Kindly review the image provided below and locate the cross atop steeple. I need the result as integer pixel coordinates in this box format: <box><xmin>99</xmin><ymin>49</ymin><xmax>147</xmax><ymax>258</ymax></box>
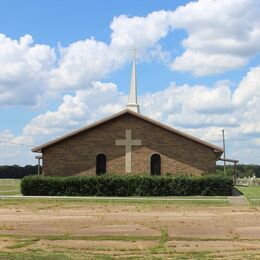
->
<box><xmin>127</xmin><ymin>47</ymin><xmax>140</xmax><ymax>113</ymax></box>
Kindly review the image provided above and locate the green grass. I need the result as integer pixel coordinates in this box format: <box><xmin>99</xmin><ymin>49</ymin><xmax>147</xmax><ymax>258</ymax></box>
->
<box><xmin>0</xmin><ymin>251</ymin><xmax>214</xmax><ymax>260</ymax></box>
<box><xmin>235</xmin><ymin>186</ymin><xmax>260</xmax><ymax>199</ymax></box>
<box><xmin>150</xmin><ymin>227</ymin><xmax>169</xmax><ymax>254</ymax></box>
<box><xmin>235</xmin><ymin>186</ymin><xmax>260</xmax><ymax>205</ymax></box>
<box><xmin>2</xmin><ymin>233</ymin><xmax>258</xmax><ymax>242</ymax></box>
<box><xmin>0</xmin><ymin>252</ymin><xmax>71</xmax><ymax>260</ymax></box>
<box><xmin>0</xmin><ymin>233</ymin><xmax>259</xmax><ymax>259</ymax></box>
<box><xmin>0</xmin><ymin>232</ymin><xmax>214</xmax><ymax>260</ymax></box>
<box><xmin>0</xmin><ymin>197</ymin><xmax>229</xmax><ymax>207</ymax></box>
<box><xmin>0</xmin><ymin>179</ymin><xmax>21</xmax><ymax>195</ymax></box>
<box><xmin>6</xmin><ymin>238</ymin><xmax>39</xmax><ymax>249</ymax></box>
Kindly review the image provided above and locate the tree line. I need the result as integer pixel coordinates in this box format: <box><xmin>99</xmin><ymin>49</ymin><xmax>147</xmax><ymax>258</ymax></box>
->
<box><xmin>0</xmin><ymin>165</ymin><xmax>38</xmax><ymax>179</ymax></box>
<box><xmin>216</xmin><ymin>164</ymin><xmax>260</xmax><ymax>178</ymax></box>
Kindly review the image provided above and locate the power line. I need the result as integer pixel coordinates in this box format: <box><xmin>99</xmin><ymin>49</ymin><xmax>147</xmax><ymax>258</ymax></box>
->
<box><xmin>11</xmin><ymin>133</ymin><xmax>62</xmax><ymax>137</ymax></box>
<box><xmin>0</xmin><ymin>119</ymin><xmax>32</xmax><ymax>125</ymax></box>
<box><xmin>0</xmin><ymin>140</ymin><xmax>36</xmax><ymax>148</ymax></box>
<box><xmin>1</xmin><ymin>119</ymin><xmax>82</xmax><ymax>131</ymax></box>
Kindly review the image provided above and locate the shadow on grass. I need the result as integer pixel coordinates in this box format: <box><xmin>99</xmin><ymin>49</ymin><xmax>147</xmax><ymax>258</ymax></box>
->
<box><xmin>232</xmin><ymin>187</ymin><xmax>243</xmax><ymax>196</ymax></box>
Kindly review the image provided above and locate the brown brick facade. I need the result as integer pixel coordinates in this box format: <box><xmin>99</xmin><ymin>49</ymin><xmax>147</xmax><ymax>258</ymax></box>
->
<box><xmin>41</xmin><ymin>113</ymin><xmax>219</xmax><ymax>176</ymax></box>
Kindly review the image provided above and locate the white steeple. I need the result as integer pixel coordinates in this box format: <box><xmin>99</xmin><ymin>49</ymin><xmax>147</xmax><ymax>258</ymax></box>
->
<box><xmin>127</xmin><ymin>48</ymin><xmax>140</xmax><ymax>113</ymax></box>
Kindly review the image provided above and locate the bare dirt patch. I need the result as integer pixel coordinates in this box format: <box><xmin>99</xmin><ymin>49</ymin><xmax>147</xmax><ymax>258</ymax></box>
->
<box><xmin>37</xmin><ymin>239</ymin><xmax>157</xmax><ymax>250</ymax></box>
<box><xmin>0</xmin><ymin>200</ymin><xmax>259</xmax><ymax>258</ymax></box>
<box><xmin>166</xmin><ymin>240</ymin><xmax>260</xmax><ymax>252</ymax></box>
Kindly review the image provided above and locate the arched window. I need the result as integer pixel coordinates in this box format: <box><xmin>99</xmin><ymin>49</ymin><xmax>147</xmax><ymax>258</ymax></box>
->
<box><xmin>150</xmin><ymin>154</ymin><xmax>161</xmax><ymax>176</ymax></box>
<box><xmin>96</xmin><ymin>154</ymin><xmax>106</xmax><ymax>175</ymax></box>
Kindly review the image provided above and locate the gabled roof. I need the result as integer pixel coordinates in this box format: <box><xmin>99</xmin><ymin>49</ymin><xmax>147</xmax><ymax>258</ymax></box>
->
<box><xmin>32</xmin><ymin>109</ymin><xmax>224</xmax><ymax>154</ymax></box>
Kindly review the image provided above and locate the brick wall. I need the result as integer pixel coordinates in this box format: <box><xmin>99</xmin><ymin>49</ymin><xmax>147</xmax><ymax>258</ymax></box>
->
<box><xmin>42</xmin><ymin>113</ymin><xmax>218</xmax><ymax>176</ymax></box>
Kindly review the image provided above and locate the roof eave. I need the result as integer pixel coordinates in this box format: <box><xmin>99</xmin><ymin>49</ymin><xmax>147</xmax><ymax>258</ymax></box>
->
<box><xmin>31</xmin><ymin>109</ymin><xmax>130</xmax><ymax>153</ymax></box>
<box><xmin>31</xmin><ymin>109</ymin><xmax>224</xmax><ymax>153</ymax></box>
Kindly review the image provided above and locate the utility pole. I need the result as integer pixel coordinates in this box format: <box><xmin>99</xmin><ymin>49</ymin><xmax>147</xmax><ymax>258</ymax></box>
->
<box><xmin>222</xmin><ymin>129</ymin><xmax>226</xmax><ymax>175</ymax></box>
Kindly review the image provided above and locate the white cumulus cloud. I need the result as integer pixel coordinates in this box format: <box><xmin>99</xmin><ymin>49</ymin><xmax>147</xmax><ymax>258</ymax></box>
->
<box><xmin>19</xmin><ymin>81</ymin><xmax>126</xmax><ymax>147</ymax></box>
<box><xmin>2</xmin><ymin>1</ymin><xmax>260</xmax><ymax>164</ymax></box>
<box><xmin>170</xmin><ymin>0</ymin><xmax>260</xmax><ymax>75</ymax></box>
<box><xmin>50</xmin><ymin>10</ymin><xmax>174</xmax><ymax>90</ymax></box>
<box><xmin>2</xmin><ymin>1</ymin><xmax>260</xmax><ymax>107</ymax></box>
<box><xmin>0</xmin><ymin>34</ymin><xmax>56</xmax><ymax>105</ymax></box>
<box><xmin>10</xmin><ymin>65</ymin><xmax>259</xmax><ymax>164</ymax></box>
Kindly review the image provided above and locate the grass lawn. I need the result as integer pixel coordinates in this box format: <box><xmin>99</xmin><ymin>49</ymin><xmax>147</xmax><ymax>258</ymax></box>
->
<box><xmin>0</xmin><ymin>179</ymin><xmax>21</xmax><ymax>195</ymax></box>
<box><xmin>0</xmin><ymin>197</ymin><xmax>230</xmax><ymax>207</ymax></box>
<box><xmin>235</xmin><ymin>186</ymin><xmax>260</xmax><ymax>206</ymax></box>
<box><xmin>235</xmin><ymin>186</ymin><xmax>260</xmax><ymax>199</ymax></box>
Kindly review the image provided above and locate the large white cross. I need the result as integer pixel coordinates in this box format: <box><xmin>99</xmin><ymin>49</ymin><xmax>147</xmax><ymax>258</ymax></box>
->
<box><xmin>115</xmin><ymin>129</ymin><xmax>142</xmax><ymax>173</ymax></box>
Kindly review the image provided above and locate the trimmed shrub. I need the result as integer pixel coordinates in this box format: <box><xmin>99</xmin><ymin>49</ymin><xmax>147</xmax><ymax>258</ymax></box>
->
<box><xmin>21</xmin><ymin>175</ymin><xmax>233</xmax><ymax>196</ymax></box>
<box><xmin>201</xmin><ymin>187</ymin><xmax>216</xmax><ymax>196</ymax></box>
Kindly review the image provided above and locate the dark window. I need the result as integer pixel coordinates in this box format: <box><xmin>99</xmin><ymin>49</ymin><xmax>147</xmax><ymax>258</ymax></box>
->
<box><xmin>150</xmin><ymin>154</ymin><xmax>161</xmax><ymax>176</ymax></box>
<box><xmin>96</xmin><ymin>154</ymin><xmax>106</xmax><ymax>175</ymax></box>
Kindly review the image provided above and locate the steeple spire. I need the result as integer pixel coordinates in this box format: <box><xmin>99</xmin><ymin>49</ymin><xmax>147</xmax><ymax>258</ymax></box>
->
<box><xmin>127</xmin><ymin>48</ymin><xmax>140</xmax><ymax>113</ymax></box>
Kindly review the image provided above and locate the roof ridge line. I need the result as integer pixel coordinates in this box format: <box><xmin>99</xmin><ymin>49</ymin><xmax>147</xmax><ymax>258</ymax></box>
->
<box><xmin>32</xmin><ymin>109</ymin><xmax>223</xmax><ymax>153</ymax></box>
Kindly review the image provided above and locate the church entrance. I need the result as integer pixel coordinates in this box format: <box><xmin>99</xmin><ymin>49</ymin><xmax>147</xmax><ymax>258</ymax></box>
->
<box><xmin>150</xmin><ymin>154</ymin><xmax>161</xmax><ymax>176</ymax></box>
<box><xmin>96</xmin><ymin>154</ymin><xmax>106</xmax><ymax>175</ymax></box>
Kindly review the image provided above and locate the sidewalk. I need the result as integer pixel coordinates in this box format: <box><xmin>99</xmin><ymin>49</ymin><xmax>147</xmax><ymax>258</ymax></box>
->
<box><xmin>228</xmin><ymin>196</ymin><xmax>249</xmax><ymax>206</ymax></box>
<box><xmin>0</xmin><ymin>195</ymin><xmax>229</xmax><ymax>202</ymax></box>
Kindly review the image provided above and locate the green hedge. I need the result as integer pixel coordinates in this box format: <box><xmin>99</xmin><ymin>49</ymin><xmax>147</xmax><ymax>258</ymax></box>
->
<box><xmin>21</xmin><ymin>175</ymin><xmax>233</xmax><ymax>196</ymax></box>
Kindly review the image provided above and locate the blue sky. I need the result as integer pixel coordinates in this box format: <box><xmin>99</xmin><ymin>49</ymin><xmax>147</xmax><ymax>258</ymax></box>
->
<box><xmin>0</xmin><ymin>1</ymin><xmax>186</xmax><ymax>43</ymax></box>
<box><xmin>0</xmin><ymin>0</ymin><xmax>186</xmax><ymax>130</ymax></box>
<box><xmin>1</xmin><ymin>0</ymin><xmax>260</xmax><ymax>165</ymax></box>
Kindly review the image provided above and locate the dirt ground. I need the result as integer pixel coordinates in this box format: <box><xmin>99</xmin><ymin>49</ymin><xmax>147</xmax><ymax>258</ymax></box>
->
<box><xmin>0</xmin><ymin>199</ymin><xmax>259</xmax><ymax>259</ymax></box>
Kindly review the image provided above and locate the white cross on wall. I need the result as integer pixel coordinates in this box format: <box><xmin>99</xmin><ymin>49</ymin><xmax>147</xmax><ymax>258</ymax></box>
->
<box><xmin>115</xmin><ymin>129</ymin><xmax>142</xmax><ymax>173</ymax></box>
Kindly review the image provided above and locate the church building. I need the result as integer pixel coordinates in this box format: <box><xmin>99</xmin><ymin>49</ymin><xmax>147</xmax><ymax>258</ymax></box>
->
<box><xmin>32</xmin><ymin>57</ymin><xmax>223</xmax><ymax>176</ymax></box>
